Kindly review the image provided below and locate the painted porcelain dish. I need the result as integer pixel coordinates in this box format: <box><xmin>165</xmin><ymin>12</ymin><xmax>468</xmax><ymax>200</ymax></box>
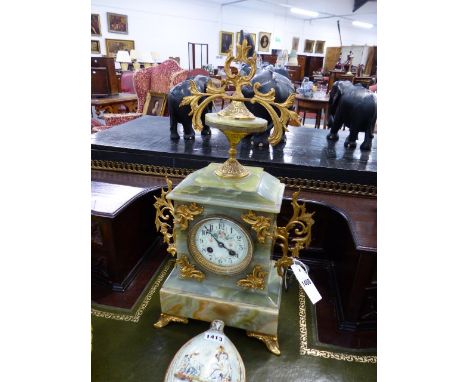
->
<box><xmin>164</xmin><ymin>320</ymin><xmax>246</xmax><ymax>382</ymax></box>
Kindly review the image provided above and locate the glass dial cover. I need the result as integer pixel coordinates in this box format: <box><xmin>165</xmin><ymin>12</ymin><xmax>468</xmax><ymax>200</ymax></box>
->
<box><xmin>188</xmin><ymin>216</ymin><xmax>253</xmax><ymax>275</ymax></box>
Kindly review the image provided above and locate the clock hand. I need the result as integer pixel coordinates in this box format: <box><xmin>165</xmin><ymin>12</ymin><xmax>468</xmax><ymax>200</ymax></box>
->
<box><xmin>217</xmin><ymin>242</ymin><xmax>237</xmax><ymax>257</ymax></box>
<box><xmin>204</xmin><ymin>226</ymin><xmax>238</xmax><ymax>257</ymax></box>
<box><xmin>217</xmin><ymin>240</ymin><xmax>238</xmax><ymax>257</ymax></box>
<box><xmin>204</xmin><ymin>226</ymin><xmax>220</xmax><ymax>243</ymax></box>
<box><xmin>204</xmin><ymin>226</ymin><xmax>223</xmax><ymax>245</ymax></box>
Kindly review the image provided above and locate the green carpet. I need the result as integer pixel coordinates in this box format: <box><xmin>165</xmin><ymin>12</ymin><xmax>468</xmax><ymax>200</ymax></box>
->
<box><xmin>92</xmin><ymin>259</ymin><xmax>376</xmax><ymax>381</ymax></box>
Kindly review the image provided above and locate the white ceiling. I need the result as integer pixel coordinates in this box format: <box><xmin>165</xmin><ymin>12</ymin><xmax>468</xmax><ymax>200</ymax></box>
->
<box><xmin>205</xmin><ymin>0</ymin><xmax>377</xmax><ymax>25</ymax></box>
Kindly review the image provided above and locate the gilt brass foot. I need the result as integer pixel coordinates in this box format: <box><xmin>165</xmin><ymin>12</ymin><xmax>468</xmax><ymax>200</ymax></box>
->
<box><xmin>153</xmin><ymin>313</ymin><xmax>189</xmax><ymax>328</ymax></box>
<box><xmin>246</xmin><ymin>331</ymin><xmax>280</xmax><ymax>355</ymax></box>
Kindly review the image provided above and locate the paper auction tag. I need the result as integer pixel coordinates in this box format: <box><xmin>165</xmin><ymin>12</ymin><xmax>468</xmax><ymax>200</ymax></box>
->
<box><xmin>291</xmin><ymin>261</ymin><xmax>322</xmax><ymax>304</ymax></box>
<box><xmin>204</xmin><ymin>333</ymin><xmax>225</xmax><ymax>343</ymax></box>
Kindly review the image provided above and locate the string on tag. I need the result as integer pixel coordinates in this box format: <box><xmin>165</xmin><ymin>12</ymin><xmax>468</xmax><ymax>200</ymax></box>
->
<box><xmin>293</xmin><ymin>258</ymin><xmax>309</xmax><ymax>274</ymax></box>
<box><xmin>290</xmin><ymin>259</ymin><xmax>322</xmax><ymax>304</ymax></box>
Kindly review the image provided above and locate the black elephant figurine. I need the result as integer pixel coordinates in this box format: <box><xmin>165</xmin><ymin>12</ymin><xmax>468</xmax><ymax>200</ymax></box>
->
<box><xmin>326</xmin><ymin>80</ymin><xmax>377</xmax><ymax>151</ymax></box>
<box><xmin>168</xmin><ymin>75</ymin><xmax>213</xmax><ymax>140</ymax></box>
<box><xmin>241</xmin><ymin>66</ymin><xmax>296</xmax><ymax>147</ymax></box>
<box><xmin>239</xmin><ymin>62</ymin><xmax>290</xmax><ymax>79</ymax></box>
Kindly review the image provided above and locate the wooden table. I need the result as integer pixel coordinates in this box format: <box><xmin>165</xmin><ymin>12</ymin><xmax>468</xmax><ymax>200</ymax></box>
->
<box><xmin>91</xmin><ymin>93</ymin><xmax>138</xmax><ymax>116</ymax></box>
<box><xmin>294</xmin><ymin>93</ymin><xmax>329</xmax><ymax>129</ymax></box>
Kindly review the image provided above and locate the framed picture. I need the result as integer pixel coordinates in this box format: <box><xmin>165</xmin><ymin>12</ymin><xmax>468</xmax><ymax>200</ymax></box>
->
<box><xmin>304</xmin><ymin>39</ymin><xmax>315</xmax><ymax>53</ymax></box>
<box><xmin>314</xmin><ymin>40</ymin><xmax>325</xmax><ymax>54</ymax></box>
<box><xmin>236</xmin><ymin>32</ymin><xmax>256</xmax><ymax>49</ymax></box>
<box><xmin>91</xmin><ymin>14</ymin><xmax>101</xmax><ymax>36</ymax></box>
<box><xmin>292</xmin><ymin>37</ymin><xmax>299</xmax><ymax>51</ymax></box>
<box><xmin>258</xmin><ymin>32</ymin><xmax>271</xmax><ymax>52</ymax></box>
<box><xmin>219</xmin><ymin>31</ymin><xmax>234</xmax><ymax>55</ymax></box>
<box><xmin>91</xmin><ymin>40</ymin><xmax>101</xmax><ymax>54</ymax></box>
<box><xmin>107</xmin><ymin>12</ymin><xmax>128</xmax><ymax>34</ymax></box>
<box><xmin>143</xmin><ymin>91</ymin><xmax>167</xmax><ymax>116</ymax></box>
<box><xmin>105</xmin><ymin>38</ymin><xmax>135</xmax><ymax>57</ymax></box>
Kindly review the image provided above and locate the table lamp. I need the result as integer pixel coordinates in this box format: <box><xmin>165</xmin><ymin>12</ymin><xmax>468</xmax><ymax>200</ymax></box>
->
<box><xmin>151</xmin><ymin>51</ymin><xmax>160</xmax><ymax>64</ymax></box>
<box><xmin>138</xmin><ymin>51</ymin><xmax>155</xmax><ymax>68</ymax></box>
<box><xmin>130</xmin><ymin>49</ymin><xmax>139</xmax><ymax>70</ymax></box>
<box><xmin>116</xmin><ymin>50</ymin><xmax>131</xmax><ymax>71</ymax></box>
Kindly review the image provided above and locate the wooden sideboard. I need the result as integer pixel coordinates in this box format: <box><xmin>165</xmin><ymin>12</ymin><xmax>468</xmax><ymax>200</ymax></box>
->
<box><xmin>91</xmin><ymin>56</ymin><xmax>120</xmax><ymax>97</ymax></box>
<box><xmin>259</xmin><ymin>54</ymin><xmax>277</xmax><ymax>65</ymax></box>
<box><xmin>306</xmin><ymin>56</ymin><xmax>325</xmax><ymax>74</ymax></box>
<box><xmin>260</xmin><ymin>54</ymin><xmax>324</xmax><ymax>84</ymax></box>
<box><xmin>284</xmin><ymin>64</ymin><xmax>301</xmax><ymax>83</ymax></box>
<box><xmin>298</xmin><ymin>55</ymin><xmax>325</xmax><ymax>78</ymax></box>
<box><xmin>297</xmin><ymin>55</ymin><xmax>307</xmax><ymax>79</ymax></box>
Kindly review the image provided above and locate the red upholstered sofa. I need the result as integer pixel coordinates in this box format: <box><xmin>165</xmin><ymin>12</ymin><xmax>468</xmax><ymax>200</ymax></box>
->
<box><xmin>186</xmin><ymin>68</ymin><xmax>210</xmax><ymax>78</ymax></box>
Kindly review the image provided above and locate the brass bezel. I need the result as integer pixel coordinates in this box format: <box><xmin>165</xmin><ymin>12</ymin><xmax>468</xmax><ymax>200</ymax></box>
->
<box><xmin>188</xmin><ymin>215</ymin><xmax>253</xmax><ymax>275</ymax></box>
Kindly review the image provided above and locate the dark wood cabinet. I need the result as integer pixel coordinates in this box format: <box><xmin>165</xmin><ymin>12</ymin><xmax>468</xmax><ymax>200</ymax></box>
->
<box><xmin>297</xmin><ymin>55</ymin><xmax>307</xmax><ymax>79</ymax></box>
<box><xmin>91</xmin><ymin>68</ymin><xmax>110</xmax><ymax>97</ymax></box>
<box><xmin>298</xmin><ymin>55</ymin><xmax>324</xmax><ymax>79</ymax></box>
<box><xmin>260</xmin><ymin>54</ymin><xmax>277</xmax><ymax>65</ymax></box>
<box><xmin>258</xmin><ymin>54</ymin><xmax>326</xmax><ymax>83</ymax></box>
<box><xmin>115</xmin><ymin>72</ymin><xmax>122</xmax><ymax>92</ymax></box>
<box><xmin>284</xmin><ymin>64</ymin><xmax>301</xmax><ymax>83</ymax></box>
<box><xmin>91</xmin><ymin>56</ymin><xmax>119</xmax><ymax>97</ymax></box>
<box><xmin>91</xmin><ymin>181</ymin><xmax>160</xmax><ymax>291</ymax></box>
<box><xmin>307</xmin><ymin>56</ymin><xmax>324</xmax><ymax>74</ymax></box>
<box><xmin>262</xmin><ymin>54</ymin><xmax>325</xmax><ymax>84</ymax></box>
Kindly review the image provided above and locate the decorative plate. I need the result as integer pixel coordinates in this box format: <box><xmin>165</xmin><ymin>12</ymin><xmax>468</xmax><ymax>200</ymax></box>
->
<box><xmin>164</xmin><ymin>320</ymin><xmax>246</xmax><ymax>382</ymax></box>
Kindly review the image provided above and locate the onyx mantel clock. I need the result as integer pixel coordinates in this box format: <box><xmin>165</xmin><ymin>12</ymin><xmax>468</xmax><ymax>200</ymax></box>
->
<box><xmin>153</xmin><ymin>40</ymin><xmax>314</xmax><ymax>355</ymax></box>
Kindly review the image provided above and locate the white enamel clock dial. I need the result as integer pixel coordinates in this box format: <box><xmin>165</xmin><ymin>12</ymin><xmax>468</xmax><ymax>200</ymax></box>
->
<box><xmin>188</xmin><ymin>216</ymin><xmax>253</xmax><ymax>275</ymax></box>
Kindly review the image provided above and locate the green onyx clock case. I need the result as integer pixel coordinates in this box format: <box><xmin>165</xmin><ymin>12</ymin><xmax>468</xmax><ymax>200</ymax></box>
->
<box><xmin>156</xmin><ymin>163</ymin><xmax>285</xmax><ymax>348</ymax></box>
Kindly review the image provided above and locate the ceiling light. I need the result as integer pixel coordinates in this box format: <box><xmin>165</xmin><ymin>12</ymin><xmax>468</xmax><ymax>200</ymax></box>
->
<box><xmin>352</xmin><ymin>21</ymin><xmax>373</xmax><ymax>29</ymax></box>
<box><xmin>290</xmin><ymin>7</ymin><xmax>319</xmax><ymax>18</ymax></box>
